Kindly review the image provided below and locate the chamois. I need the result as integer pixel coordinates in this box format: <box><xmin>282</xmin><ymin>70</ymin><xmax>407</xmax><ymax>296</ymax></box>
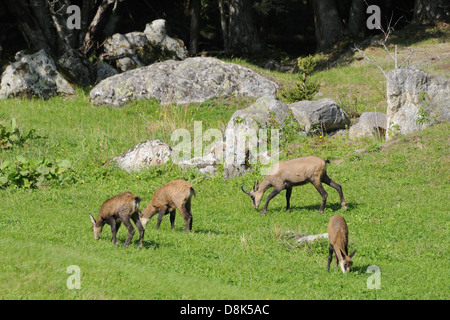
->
<box><xmin>241</xmin><ymin>156</ymin><xmax>346</xmax><ymax>215</ymax></box>
<box><xmin>327</xmin><ymin>214</ymin><xmax>356</xmax><ymax>273</ymax></box>
<box><xmin>89</xmin><ymin>192</ymin><xmax>145</xmax><ymax>248</ymax></box>
<box><xmin>140</xmin><ymin>179</ymin><xmax>195</xmax><ymax>232</ymax></box>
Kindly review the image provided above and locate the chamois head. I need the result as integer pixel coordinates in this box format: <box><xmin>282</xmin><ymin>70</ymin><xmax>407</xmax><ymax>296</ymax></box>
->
<box><xmin>139</xmin><ymin>206</ymin><xmax>154</xmax><ymax>228</ymax></box>
<box><xmin>339</xmin><ymin>250</ymin><xmax>356</xmax><ymax>274</ymax></box>
<box><xmin>241</xmin><ymin>181</ymin><xmax>263</xmax><ymax>209</ymax></box>
<box><xmin>89</xmin><ymin>213</ymin><xmax>104</xmax><ymax>240</ymax></box>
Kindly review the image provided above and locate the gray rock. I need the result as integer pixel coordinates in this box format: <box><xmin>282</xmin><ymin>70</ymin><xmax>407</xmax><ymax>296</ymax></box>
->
<box><xmin>103</xmin><ymin>19</ymin><xmax>188</xmax><ymax>72</ymax></box>
<box><xmin>386</xmin><ymin>67</ymin><xmax>449</xmax><ymax>139</ymax></box>
<box><xmin>90</xmin><ymin>57</ymin><xmax>278</xmax><ymax>107</ymax></box>
<box><xmin>95</xmin><ymin>60</ymin><xmax>119</xmax><ymax>83</ymax></box>
<box><xmin>144</xmin><ymin>19</ymin><xmax>188</xmax><ymax>60</ymax></box>
<box><xmin>0</xmin><ymin>49</ymin><xmax>74</xmax><ymax>99</ymax></box>
<box><xmin>57</xmin><ymin>49</ymin><xmax>94</xmax><ymax>86</ymax></box>
<box><xmin>289</xmin><ymin>98</ymin><xmax>350</xmax><ymax>133</ymax></box>
<box><xmin>223</xmin><ymin>96</ymin><xmax>288</xmax><ymax>179</ymax></box>
<box><xmin>349</xmin><ymin>112</ymin><xmax>387</xmax><ymax>139</ymax></box>
<box><xmin>112</xmin><ymin>140</ymin><xmax>172</xmax><ymax>172</ymax></box>
<box><xmin>177</xmin><ymin>153</ymin><xmax>220</xmax><ymax>175</ymax></box>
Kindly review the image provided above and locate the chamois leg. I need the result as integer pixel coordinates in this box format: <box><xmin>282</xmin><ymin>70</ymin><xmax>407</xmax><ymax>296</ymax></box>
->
<box><xmin>285</xmin><ymin>187</ymin><xmax>292</xmax><ymax>212</ymax></box>
<box><xmin>119</xmin><ymin>215</ymin><xmax>135</xmax><ymax>248</ymax></box>
<box><xmin>311</xmin><ymin>181</ymin><xmax>328</xmax><ymax>213</ymax></box>
<box><xmin>156</xmin><ymin>208</ymin><xmax>166</xmax><ymax>230</ymax></box>
<box><xmin>169</xmin><ymin>211</ymin><xmax>176</xmax><ymax>230</ymax></box>
<box><xmin>109</xmin><ymin>218</ymin><xmax>119</xmax><ymax>246</ymax></box>
<box><xmin>261</xmin><ymin>189</ymin><xmax>281</xmax><ymax>216</ymax></box>
<box><xmin>327</xmin><ymin>245</ymin><xmax>334</xmax><ymax>271</ymax></box>
<box><xmin>322</xmin><ymin>174</ymin><xmax>347</xmax><ymax>210</ymax></box>
<box><xmin>186</xmin><ymin>200</ymin><xmax>193</xmax><ymax>231</ymax></box>
<box><xmin>178</xmin><ymin>206</ymin><xmax>192</xmax><ymax>232</ymax></box>
<box><xmin>131</xmin><ymin>212</ymin><xmax>145</xmax><ymax>248</ymax></box>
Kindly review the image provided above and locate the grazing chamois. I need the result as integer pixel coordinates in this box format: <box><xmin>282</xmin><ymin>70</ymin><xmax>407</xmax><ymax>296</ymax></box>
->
<box><xmin>89</xmin><ymin>192</ymin><xmax>144</xmax><ymax>248</ymax></box>
<box><xmin>140</xmin><ymin>179</ymin><xmax>195</xmax><ymax>232</ymax></box>
<box><xmin>327</xmin><ymin>214</ymin><xmax>356</xmax><ymax>273</ymax></box>
<box><xmin>241</xmin><ymin>156</ymin><xmax>346</xmax><ymax>215</ymax></box>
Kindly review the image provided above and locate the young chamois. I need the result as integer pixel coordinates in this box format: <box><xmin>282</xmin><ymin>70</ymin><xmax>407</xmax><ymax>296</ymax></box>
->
<box><xmin>241</xmin><ymin>156</ymin><xmax>346</xmax><ymax>216</ymax></box>
<box><xmin>327</xmin><ymin>214</ymin><xmax>356</xmax><ymax>273</ymax></box>
<box><xmin>140</xmin><ymin>179</ymin><xmax>195</xmax><ymax>232</ymax></box>
<box><xmin>89</xmin><ymin>192</ymin><xmax>144</xmax><ymax>248</ymax></box>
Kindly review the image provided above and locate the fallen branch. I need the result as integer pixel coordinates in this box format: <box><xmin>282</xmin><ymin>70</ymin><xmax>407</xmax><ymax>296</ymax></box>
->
<box><xmin>296</xmin><ymin>233</ymin><xmax>329</xmax><ymax>244</ymax></box>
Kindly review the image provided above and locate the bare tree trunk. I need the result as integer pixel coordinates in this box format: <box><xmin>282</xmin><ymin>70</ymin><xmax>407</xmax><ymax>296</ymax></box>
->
<box><xmin>218</xmin><ymin>0</ymin><xmax>230</xmax><ymax>51</ymax></box>
<box><xmin>312</xmin><ymin>0</ymin><xmax>345</xmax><ymax>50</ymax></box>
<box><xmin>346</xmin><ymin>0</ymin><xmax>366</xmax><ymax>39</ymax></box>
<box><xmin>413</xmin><ymin>0</ymin><xmax>450</xmax><ymax>23</ymax></box>
<box><xmin>227</xmin><ymin>0</ymin><xmax>263</xmax><ymax>54</ymax></box>
<box><xmin>189</xmin><ymin>0</ymin><xmax>201</xmax><ymax>56</ymax></box>
<box><xmin>5</xmin><ymin>0</ymin><xmax>57</xmax><ymax>54</ymax></box>
<box><xmin>80</xmin><ymin>0</ymin><xmax>116</xmax><ymax>55</ymax></box>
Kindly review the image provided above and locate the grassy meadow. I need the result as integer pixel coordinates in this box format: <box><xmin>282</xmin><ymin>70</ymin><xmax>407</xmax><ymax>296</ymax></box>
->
<box><xmin>0</xmin><ymin>26</ymin><xmax>449</xmax><ymax>300</ymax></box>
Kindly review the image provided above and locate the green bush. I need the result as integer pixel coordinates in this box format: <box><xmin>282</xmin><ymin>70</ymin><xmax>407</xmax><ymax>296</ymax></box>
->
<box><xmin>0</xmin><ymin>156</ymin><xmax>77</xmax><ymax>189</ymax></box>
<box><xmin>280</xmin><ymin>55</ymin><xmax>320</xmax><ymax>103</ymax></box>
<box><xmin>0</xmin><ymin>118</ymin><xmax>38</xmax><ymax>149</ymax></box>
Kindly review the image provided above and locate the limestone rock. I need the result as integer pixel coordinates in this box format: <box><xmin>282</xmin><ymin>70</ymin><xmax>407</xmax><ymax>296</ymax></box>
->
<box><xmin>90</xmin><ymin>57</ymin><xmax>278</xmax><ymax>107</ymax></box>
<box><xmin>349</xmin><ymin>112</ymin><xmax>387</xmax><ymax>139</ymax></box>
<box><xmin>112</xmin><ymin>140</ymin><xmax>172</xmax><ymax>172</ymax></box>
<box><xmin>288</xmin><ymin>98</ymin><xmax>350</xmax><ymax>133</ymax></box>
<box><xmin>386</xmin><ymin>67</ymin><xmax>449</xmax><ymax>139</ymax></box>
<box><xmin>0</xmin><ymin>49</ymin><xmax>74</xmax><ymax>99</ymax></box>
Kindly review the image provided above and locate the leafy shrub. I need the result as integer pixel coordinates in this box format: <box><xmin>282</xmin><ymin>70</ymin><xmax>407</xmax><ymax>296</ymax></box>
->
<box><xmin>280</xmin><ymin>55</ymin><xmax>320</xmax><ymax>103</ymax></box>
<box><xmin>0</xmin><ymin>156</ymin><xmax>77</xmax><ymax>189</ymax></box>
<box><xmin>0</xmin><ymin>118</ymin><xmax>38</xmax><ymax>149</ymax></box>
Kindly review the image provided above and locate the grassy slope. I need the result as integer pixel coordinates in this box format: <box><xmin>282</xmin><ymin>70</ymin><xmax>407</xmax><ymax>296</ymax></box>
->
<box><xmin>0</xmin><ymin>27</ymin><xmax>449</xmax><ymax>300</ymax></box>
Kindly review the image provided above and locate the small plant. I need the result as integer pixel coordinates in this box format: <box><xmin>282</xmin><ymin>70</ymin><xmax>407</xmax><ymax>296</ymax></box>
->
<box><xmin>0</xmin><ymin>118</ymin><xmax>38</xmax><ymax>149</ymax></box>
<box><xmin>0</xmin><ymin>156</ymin><xmax>77</xmax><ymax>189</ymax></box>
<box><xmin>280</xmin><ymin>55</ymin><xmax>320</xmax><ymax>103</ymax></box>
<box><xmin>416</xmin><ymin>91</ymin><xmax>431</xmax><ymax>125</ymax></box>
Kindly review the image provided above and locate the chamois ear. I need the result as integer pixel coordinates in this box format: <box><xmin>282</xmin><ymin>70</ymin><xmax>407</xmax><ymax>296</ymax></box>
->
<box><xmin>349</xmin><ymin>250</ymin><xmax>356</xmax><ymax>258</ymax></box>
<box><xmin>253</xmin><ymin>181</ymin><xmax>259</xmax><ymax>191</ymax></box>
<box><xmin>89</xmin><ymin>213</ymin><xmax>96</xmax><ymax>225</ymax></box>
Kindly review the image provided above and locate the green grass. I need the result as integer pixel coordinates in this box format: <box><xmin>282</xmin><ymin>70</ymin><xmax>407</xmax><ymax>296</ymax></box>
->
<box><xmin>0</xmin><ymin>86</ymin><xmax>448</xmax><ymax>299</ymax></box>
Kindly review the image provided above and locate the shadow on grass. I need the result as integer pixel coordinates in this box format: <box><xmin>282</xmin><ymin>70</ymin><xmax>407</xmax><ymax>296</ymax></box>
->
<box><xmin>280</xmin><ymin>202</ymin><xmax>359</xmax><ymax>214</ymax></box>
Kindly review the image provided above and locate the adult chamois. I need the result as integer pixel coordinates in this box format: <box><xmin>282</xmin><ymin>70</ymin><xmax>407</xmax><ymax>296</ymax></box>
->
<box><xmin>241</xmin><ymin>156</ymin><xmax>346</xmax><ymax>215</ymax></box>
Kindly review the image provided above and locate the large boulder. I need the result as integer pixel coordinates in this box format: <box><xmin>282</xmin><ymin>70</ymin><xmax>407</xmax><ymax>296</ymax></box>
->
<box><xmin>90</xmin><ymin>57</ymin><xmax>278</xmax><ymax>106</ymax></box>
<box><xmin>349</xmin><ymin>112</ymin><xmax>387</xmax><ymax>139</ymax></box>
<box><xmin>288</xmin><ymin>98</ymin><xmax>350</xmax><ymax>133</ymax></box>
<box><xmin>223</xmin><ymin>96</ymin><xmax>289</xmax><ymax>179</ymax></box>
<box><xmin>386</xmin><ymin>68</ymin><xmax>449</xmax><ymax>139</ymax></box>
<box><xmin>103</xmin><ymin>19</ymin><xmax>188</xmax><ymax>72</ymax></box>
<box><xmin>112</xmin><ymin>140</ymin><xmax>172</xmax><ymax>172</ymax></box>
<box><xmin>0</xmin><ymin>49</ymin><xmax>74</xmax><ymax>99</ymax></box>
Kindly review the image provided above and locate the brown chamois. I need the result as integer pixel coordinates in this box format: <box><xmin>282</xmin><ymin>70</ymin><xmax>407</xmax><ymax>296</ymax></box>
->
<box><xmin>327</xmin><ymin>214</ymin><xmax>356</xmax><ymax>273</ymax></box>
<box><xmin>140</xmin><ymin>179</ymin><xmax>195</xmax><ymax>232</ymax></box>
<box><xmin>241</xmin><ymin>156</ymin><xmax>346</xmax><ymax>216</ymax></box>
<box><xmin>89</xmin><ymin>192</ymin><xmax>144</xmax><ymax>248</ymax></box>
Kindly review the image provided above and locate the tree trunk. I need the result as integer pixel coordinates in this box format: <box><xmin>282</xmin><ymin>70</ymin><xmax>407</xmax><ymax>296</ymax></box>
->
<box><xmin>312</xmin><ymin>0</ymin><xmax>346</xmax><ymax>50</ymax></box>
<box><xmin>80</xmin><ymin>0</ymin><xmax>116</xmax><ymax>56</ymax></box>
<box><xmin>413</xmin><ymin>0</ymin><xmax>450</xmax><ymax>23</ymax></box>
<box><xmin>218</xmin><ymin>0</ymin><xmax>229</xmax><ymax>51</ymax></box>
<box><xmin>189</xmin><ymin>0</ymin><xmax>201</xmax><ymax>56</ymax></box>
<box><xmin>346</xmin><ymin>0</ymin><xmax>366</xmax><ymax>39</ymax></box>
<box><xmin>225</xmin><ymin>0</ymin><xmax>263</xmax><ymax>55</ymax></box>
